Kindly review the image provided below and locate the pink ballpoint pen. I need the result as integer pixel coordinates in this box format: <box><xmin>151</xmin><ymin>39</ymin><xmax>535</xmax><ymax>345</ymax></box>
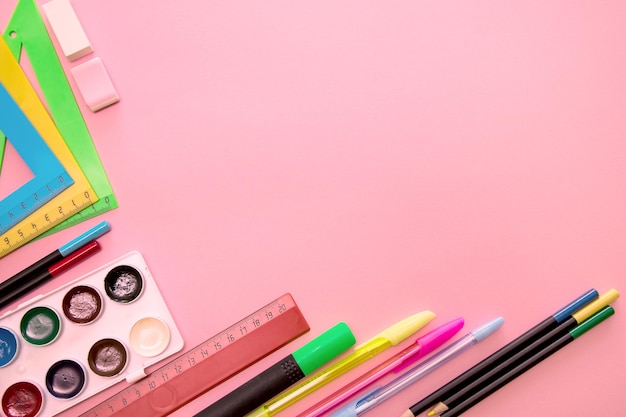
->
<box><xmin>295</xmin><ymin>318</ymin><xmax>465</xmax><ymax>417</ymax></box>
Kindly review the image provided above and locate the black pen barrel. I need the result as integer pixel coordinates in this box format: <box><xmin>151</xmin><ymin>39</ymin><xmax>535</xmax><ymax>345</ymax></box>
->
<box><xmin>409</xmin><ymin>316</ymin><xmax>557</xmax><ymax>415</ymax></box>
<box><xmin>0</xmin><ymin>269</ymin><xmax>53</xmax><ymax>309</ymax></box>
<box><xmin>194</xmin><ymin>354</ymin><xmax>305</xmax><ymax>417</ymax></box>
<box><xmin>437</xmin><ymin>316</ymin><xmax>577</xmax><ymax>411</ymax></box>
<box><xmin>0</xmin><ymin>251</ymin><xmax>61</xmax><ymax>295</ymax></box>
<box><xmin>442</xmin><ymin>335</ymin><xmax>572</xmax><ymax>417</ymax></box>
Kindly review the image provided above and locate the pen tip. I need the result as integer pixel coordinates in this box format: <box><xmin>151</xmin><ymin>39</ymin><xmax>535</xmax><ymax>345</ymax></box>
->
<box><xmin>100</xmin><ymin>220</ymin><xmax>112</xmax><ymax>231</ymax></box>
<box><xmin>386</xmin><ymin>310</ymin><xmax>436</xmax><ymax>345</ymax></box>
<box><xmin>471</xmin><ymin>316</ymin><xmax>504</xmax><ymax>342</ymax></box>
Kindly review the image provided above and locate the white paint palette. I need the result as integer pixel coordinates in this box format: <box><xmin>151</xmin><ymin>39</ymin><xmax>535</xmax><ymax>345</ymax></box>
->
<box><xmin>0</xmin><ymin>251</ymin><xmax>184</xmax><ymax>417</ymax></box>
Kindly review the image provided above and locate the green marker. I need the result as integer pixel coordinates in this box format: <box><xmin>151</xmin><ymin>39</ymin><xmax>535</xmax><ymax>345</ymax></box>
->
<box><xmin>194</xmin><ymin>322</ymin><xmax>356</xmax><ymax>417</ymax></box>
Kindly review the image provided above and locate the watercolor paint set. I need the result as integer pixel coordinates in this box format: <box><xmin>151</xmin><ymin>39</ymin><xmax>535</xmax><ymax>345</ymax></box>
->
<box><xmin>0</xmin><ymin>251</ymin><xmax>184</xmax><ymax>417</ymax></box>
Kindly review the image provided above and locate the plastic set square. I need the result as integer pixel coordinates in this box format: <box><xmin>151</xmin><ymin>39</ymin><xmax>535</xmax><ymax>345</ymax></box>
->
<box><xmin>0</xmin><ymin>251</ymin><xmax>184</xmax><ymax>417</ymax></box>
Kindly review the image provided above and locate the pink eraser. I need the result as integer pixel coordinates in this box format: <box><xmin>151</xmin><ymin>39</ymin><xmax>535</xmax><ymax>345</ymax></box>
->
<box><xmin>70</xmin><ymin>57</ymin><xmax>120</xmax><ymax>112</ymax></box>
<box><xmin>42</xmin><ymin>0</ymin><xmax>93</xmax><ymax>61</ymax></box>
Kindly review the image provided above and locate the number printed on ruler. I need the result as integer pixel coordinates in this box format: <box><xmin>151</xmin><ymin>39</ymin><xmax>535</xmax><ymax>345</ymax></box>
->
<box><xmin>0</xmin><ymin>189</ymin><xmax>95</xmax><ymax>257</ymax></box>
<box><xmin>49</xmin><ymin>193</ymin><xmax>117</xmax><ymax>233</ymax></box>
<box><xmin>81</xmin><ymin>293</ymin><xmax>309</xmax><ymax>417</ymax></box>
<box><xmin>0</xmin><ymin>170</ymin><xmax>70</xmax><ymax>234</ymax></box>
<box><xmin>112</xmin><ymin>300</ymin><xmax>288</xmax><ymax>403</ymax></box>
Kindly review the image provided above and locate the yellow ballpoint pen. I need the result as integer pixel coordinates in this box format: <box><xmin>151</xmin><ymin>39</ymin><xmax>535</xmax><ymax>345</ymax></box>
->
<box><xmin>245</xmin><ymin>310</ymin><xmax>436</xmax><ymax>417</ymax></box>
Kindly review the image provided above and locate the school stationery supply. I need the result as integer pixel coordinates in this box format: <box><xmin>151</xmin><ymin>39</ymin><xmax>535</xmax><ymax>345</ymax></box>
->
<box><xmin>0</xmin><ymin>35</ymin><xmax>97</xmax><ymax>257</ymax></box>
<box><xmin>79</xmin><ymin>293</ymin><xmax>310</xmax><ymax>417</ymax></box>
<box><xmin>430</xmin><ymin>306</ymin><xmax>616</xmax><ymax>417</ymax></box>
<box><xmin>2</xmin><ymin>0</ymin><xmax>118</xmax><ymax>237</ymax></box>
<box><xmin>0</xmin><ymin>240</ymin><xmax>100</xmax><ymax>310</ymax></box>
<box><xmin>298</xmin><ymin>318</ymin><xmax>465</xmax><ymax>417</ymax></box>
<box><xmin>245</xmin><ymin>310</ymin><xmax>436</xmax><ymax>417</ymax></box>
<box><xmin>42</xmin><ymin>0</ymin><xmax>120</xmax><ymax>112</ymax></box>
<box><xmin>196</xmin><ymin>322</ymin><xmax>356</xmax><ymax>417</ymax></box>
<box><xmin>70</xmin><ymin>57</ymin><xmax>120</xmax><ymax>112</ymax></box>
<box><xmin>0</xmin><ymin>251</ymin><xmax>183</xmax><ymax>417</ymax></box>
<box><xmin>426</xmin><ymin>289</ymin><xmax>619</xmax><ymax>416</ymax></box>
<box><xmin>40</xmin><ymin>0</ymin><xmax>93</xmax><ymax>61</ymax></box>
<box><xmin>403</xmin><ymin>288</ymin><xmax>598</xmax><ymax>417</ymax></box>
<box><xmin>0</xmin><ymin>221</ymin><xmax>110</xmax><ymax>302</ymax></box>
<box><xmin>332</xmin><ymin>318</ymin><xmax>504</xmax><ymax>417</ymax></box>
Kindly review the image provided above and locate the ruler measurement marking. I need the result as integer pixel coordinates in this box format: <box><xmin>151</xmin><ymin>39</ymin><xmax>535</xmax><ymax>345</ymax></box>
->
<box><xmin>81</xmin><ymin>294</ymin><xmax>309</xmax><ymax>417</ymax></box>
<box><xmin>92</xmin><ymin>303</ymin><xmax>281</xmax><ymax>413</ymax></box>
<box><xmin>0</xmin><ymin>189</ymin><xmax>94</xmax><ymax>256</ymax></box>
<box><xmin>0</xmin><ymin>170</ymin><xmax>71</xmax><ymax>234</ymax></box>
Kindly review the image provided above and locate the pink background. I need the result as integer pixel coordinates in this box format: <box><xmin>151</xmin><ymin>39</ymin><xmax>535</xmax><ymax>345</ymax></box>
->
<box><xmin>1</xmin><ymin>1</ymin><xmax>625</xmax><ymax>416</ymax></box>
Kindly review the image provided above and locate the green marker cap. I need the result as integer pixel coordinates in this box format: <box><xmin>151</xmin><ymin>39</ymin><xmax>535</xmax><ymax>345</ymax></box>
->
<box><xmin>292</xmin><ymin>322</ymin><xmax>356</xmax><ymax>375</ymax></box>
<box><xmin>570</xmin><ymin>305</ymin><xmax>614</xmax><ymax>339</ymax></box>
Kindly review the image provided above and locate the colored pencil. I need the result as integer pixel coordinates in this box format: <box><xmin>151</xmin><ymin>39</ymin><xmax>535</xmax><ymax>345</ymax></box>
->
<box><xmin>0</xmin><ymin>221</ymin><xmax>110</xmax><ymax>298</ymax></box>
<box><xmin>427</xmin><ymin>289</ymin><xmax>619</xmax><ymax>416</ymax></box>
<box><xmin>0</xmin><ymin>241</ymin><xmax>100</xmax><ymax>309</ymax></box>
<box><xmin>433</xmin><ymin>306</ymin><xmax>615</xmax><ymax>417</ymax></box>
<box><xmin>402</xmin><ymin>289</ymin><xmax>598</xmax><ymax>417</ymax></box>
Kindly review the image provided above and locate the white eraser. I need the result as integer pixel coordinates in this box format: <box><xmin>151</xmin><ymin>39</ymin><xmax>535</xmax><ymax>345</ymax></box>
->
<box><xmin>71</xmin><ymin>57</ymin><xmax>120</xmax><ymax>112</ymax></box>
<box><xmin>42</xmin><ymin>0</ymin><xmax>93</xmax><ymax>61</ymax></box>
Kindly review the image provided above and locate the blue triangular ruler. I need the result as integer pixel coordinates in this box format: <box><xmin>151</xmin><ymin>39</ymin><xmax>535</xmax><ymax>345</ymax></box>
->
<box><xmin>0</xmin><ymin>139</ymin><xmax>35</xmax><ymax>198</ymax></box>
<box><xmin>0</xmin><ymin>81</ymin><xmax>74</xmax><ymax>234</ymax></box>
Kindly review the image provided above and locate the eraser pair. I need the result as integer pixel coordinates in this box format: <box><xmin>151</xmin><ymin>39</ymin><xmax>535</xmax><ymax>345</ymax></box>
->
<box><xmin>42</xmin><ymin>0</ymin><xmax>119</xmax><ymax>112</ymax></box>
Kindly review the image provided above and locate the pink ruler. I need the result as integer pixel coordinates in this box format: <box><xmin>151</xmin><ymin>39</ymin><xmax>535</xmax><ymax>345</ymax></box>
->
<box><xmin>79</xmin><ymin>293</ymin><xmax>310</xmax><ymax>417</ymax></box>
